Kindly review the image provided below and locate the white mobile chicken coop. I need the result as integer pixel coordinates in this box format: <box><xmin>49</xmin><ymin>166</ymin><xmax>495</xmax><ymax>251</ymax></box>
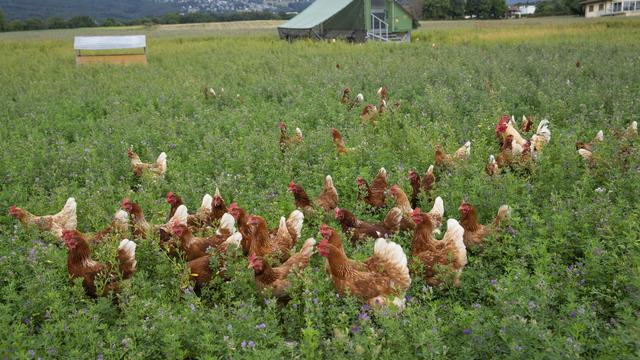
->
<box><xmin>74</xmin><ymin>35</ymin><xmax>147</xmax><ymax>65</ymax></box>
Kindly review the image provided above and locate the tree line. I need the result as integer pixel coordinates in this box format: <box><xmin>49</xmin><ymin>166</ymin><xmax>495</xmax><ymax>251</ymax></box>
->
<box><xmin>421</xmin><ymin>0</ymin><xmax>583</xmax><ymax>19</ymax></box>
<box><xmin>0</xmin><ymin>0</ymin><xmax>585</xmax><ymax>33</ymax></box>
<box><xmin>0</xmin><ymin>9</ymin><xmax>293</xmax><ymax>32</ymax></box>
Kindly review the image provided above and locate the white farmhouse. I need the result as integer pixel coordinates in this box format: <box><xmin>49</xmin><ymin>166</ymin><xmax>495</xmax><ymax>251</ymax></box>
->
<box><xmin>582</xmin><ymin>0</ymin><xmax>640</xmax><ymax>17</ymax></box>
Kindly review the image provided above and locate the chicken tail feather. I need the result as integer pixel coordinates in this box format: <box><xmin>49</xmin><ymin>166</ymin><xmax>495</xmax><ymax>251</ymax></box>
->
<box><xmin>171</xmin><ymin>205</ymin><xmax>189</xmax><ymax>225</ymax></box>
<box><xmin>492</xmin><ymin>205</ymin><xmax>512</xmax><ymax>227</ymax></box>
<box><xmin>155</xmin><ymin>152</ymin><xmax>167</xmax><ymax>174</ymax></box>
<box><xmin>117</xmin><ymin>239</ymin><xmax>137</xmax><ymax>279</ymax></box>
<box><xmin>200</xmin><ymin>194</ymin><xmax>213</xmax><ymax>211</ymax></box>
<box><xmin>373</xmin><ymin>238</ymin><xmax>410</xmax><ymax>287</ymax></box>
<box><xmin>429</xmin><ymin>196</ymin><xmax>444</xmax><ymax>218</ymax></box>
<box><xmin>223</xmin><ymin>232</ymin><xmax>243</xmax><ymax>247</ymax></box>
<box><xmin>286</xmin><ymin>210</ymin><xmax>304</xmax><ymax>241</ymax></box>
<box><xmin>217</xmin><ymin>213</ymin><xmax>236</xmax><ymax>235</ymax></box>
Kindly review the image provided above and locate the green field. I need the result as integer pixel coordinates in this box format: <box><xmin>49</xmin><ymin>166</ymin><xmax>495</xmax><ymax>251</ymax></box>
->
<box><xmin>1</xmin><ymin>16</ymin><xmax>639</xmax><ymax>358</ymax></box>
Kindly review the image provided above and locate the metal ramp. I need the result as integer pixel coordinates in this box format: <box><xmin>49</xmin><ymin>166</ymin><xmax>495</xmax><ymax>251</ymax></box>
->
<box><xmin>367</xmin><ymin>13</ymin><xmax>409</xmax><ymax>43</ymax></box>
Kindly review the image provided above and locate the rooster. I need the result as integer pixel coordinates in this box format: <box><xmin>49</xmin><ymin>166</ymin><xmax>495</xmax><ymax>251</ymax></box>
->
<box><xmin>576</xmin><ymin>130</ymin><xmax>604</xmax><ymax>152</ymax></box>
<box><xmin>246</xmin><ymin>213</ymin><xmax>303</xmax><ymax>263</ymax></box>
<box><xmin>288</xmin><ymin>175</ymin><xmax>339</xmax><ymax>216</ymax></box>
<box><xmin>127</xmin><ymin>148</ymin><xmax>166</xmax><ymax>178</ymax></box>
<box><xmin>357</xmin><ymin>167</ymin><xmax>388</xmax><ymax>209</ymax></box>
<box><xmin>334</xmin><ymin>207</ymin><xmax>402</xmax><ymax>244</ymax></box>
<box><xmin>279</xmin><ymin>121</ymin><xmax>303</xmax><ymax>153</ymax></box>
<box><xmin>318</xmin><ymin>236</ymin><xmax>411</xmax><ymax>308</ymax></box>
<box><xmin>248</xmin><ymin>238</ymin><xmax>316</xmax><ymax>300</ymax></box>
<box><xmin>410</xmin><ymin>211</ymin><xmax>467</xmax><ymax>286</ymax></box>
<box><xmin>435</xmin><ymin>142</ymin><xmax>471</xmax><ymax>168</ymax></box>
<box><xmin>170</xmin><ymin>205</ymin><xmax>241</xmax><ymax>261</ymax></box>
<box><xmin>331</xmin><ymin>128</ymin><xmax>352</xmax><ymax>155</ymax></box>
<box><xmin>458</xmin><ymin>201</ymin><xmax>511</xmax><ymax>248</ymax></box>
<box><xmin>496</xmin><ymin>115</ymin><xmax>528</xmax><ymax>148</ymax></box>
<box><xmin>62</xmin><ymin>230</ymin><xmax>136</xmax><ymax>298</ymax></box>
<box><xmin>485</xmin><ymin>155</ymin><xmax>498</xmax><ymax>176</ymax></box>
<box><xmin>8</xmin><ymin>197</ymin><xmax>77</xmax><ymax>239</ymax></box>
<box><xmin>360</xmin><ymin>104</ymin><xmax>378</xmax><ymax>123</ymax></box>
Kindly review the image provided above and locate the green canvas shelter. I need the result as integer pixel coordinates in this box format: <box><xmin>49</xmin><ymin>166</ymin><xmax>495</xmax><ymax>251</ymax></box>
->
<box><xmin>278</xmin><ymin>0</ymin><xmax>416</xmax><ymax>42</ymax></box>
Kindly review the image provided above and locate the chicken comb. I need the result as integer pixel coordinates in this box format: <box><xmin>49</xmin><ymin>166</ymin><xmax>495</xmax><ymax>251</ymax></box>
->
<box><xmin>411</xmin><ymin>208</ymin><xmax>421</xmax><ymax>216</ymax></box>
<box><xmin>121</xmin><ymin>198</ymin><xmax>131</xmax><ymax>206</ymax></box>
<box><xmin>227</xmin><ymin>203</ymin><xmax>238</xmax><ymax>211</ymax></box>
<box><xmin>8</xmin><ymin>205</ymin><xmax>17</xmax><ymax>213</ymax></box>
<box><xmin>166</xmin><ymin>192</ymin><xmax>175</xmax><ymax>201</ymax></box>
<box><xmin>320</xmin><ymin>223</ymin><xmax>332</xmax><ymax>236</ymax></box>
<box><xmin>248</xmin><ymin>253</ymin><xmax>257</xmax><ymax>264</ymax></box>
<box><xmin>62</xmin><ymin>229</ymin><xmax>75</xmax><ymax>240</ymax></box>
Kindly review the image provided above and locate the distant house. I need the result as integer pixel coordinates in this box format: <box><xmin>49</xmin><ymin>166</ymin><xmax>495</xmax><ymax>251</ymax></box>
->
<box><xmin>507</xmin><ymin>5</ymin><xmax>536</xmax><ymax>18</ymax></box>
<box><xmin>581</xmin><ymin>0</ymin><xmax>640</xmax><ymax>17</ymax></box>
<box><xmin>278</xmin><ymin>0</ymin><xmax>416</xmax><ymax>43</ymax></box>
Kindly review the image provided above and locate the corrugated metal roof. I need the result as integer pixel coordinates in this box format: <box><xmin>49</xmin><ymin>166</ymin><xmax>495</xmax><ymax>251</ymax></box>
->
<box><xmin>74</xmin><ymin>35</ymin><xmax>146</xmax><ymax>50</ymax></box>
<box><xmin>278</xmin><ymin>0</ymin><xmax>354</xmax><ymax>29</ymax></box>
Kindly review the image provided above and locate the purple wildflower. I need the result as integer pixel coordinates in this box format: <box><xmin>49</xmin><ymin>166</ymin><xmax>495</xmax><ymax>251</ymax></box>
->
<box><xmin>169</xmin><ymin>143</ymin><xmax>177</xmax><ymax>149</ymax></box>
<box><xmin>350</xmin><ymin>325</ymin><xmax>361</xmax><ymax>334</ymax></box>
<box><xmin>463</xmin><ymin>329</ymin><xmax>472</xmax><ymax>335</ymax></box>
<box><xmin>256</xmin><ymin>323</ymin><xmax>266</xmax><ymax>330</ymax></box>
<box><xmin>490</xmin><ymin>279</ymin><xmax>497</xmax><ymax>286</ymax></box>
<box><xmin>241</xmin><ymin>341</ymin><xmax>247</xmax><ymax>348</ymax></box>
<box><xmin>570</xmin><ymin>311</ymin><xmax>577</xmax><ymax>318</ymax></box>
<box><xmin>358</xmin><ymin>312</ymin><xmax>370</xmax><ymax>322</ymax></box>
<box><xmin>472</xmin><ymin>303</ymin><xmax>481</xmax><ymax>309</ymax></box>
<box><xmin>189</xmin><ymin>303</ymin><xmax>196</xmax><ymax>312</ymax></box>
<box><xmin>97</xmin><ymin>355</ymin><xmax>104</xmax><ymax>360</ymax></box>
<box><xmin>28</xmin><ymin>248</ymin><xmax>37</xmax><ymax>262</ymax></box>
<box><xmin>313</xmin><ymin>297</ymin><xmax>319</xmax><ymax>305</ymax></box>
<box><xmin>248</xmin><ymin>341</ymin><xmax>255</xmax><ymax>348</ymax></box>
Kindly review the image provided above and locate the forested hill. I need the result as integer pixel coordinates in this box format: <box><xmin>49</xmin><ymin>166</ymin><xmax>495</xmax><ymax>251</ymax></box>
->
<box><xmin>0</xmin><ymin>0</ymin><xmax>179</xmax><ymax>20</ymax></box>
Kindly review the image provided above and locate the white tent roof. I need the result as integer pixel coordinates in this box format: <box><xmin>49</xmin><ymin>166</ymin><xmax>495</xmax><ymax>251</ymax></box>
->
<box><xmin>74</xmin><ymin>35</ymin><xmax>146</xmax><ymax>50</ymax></box>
